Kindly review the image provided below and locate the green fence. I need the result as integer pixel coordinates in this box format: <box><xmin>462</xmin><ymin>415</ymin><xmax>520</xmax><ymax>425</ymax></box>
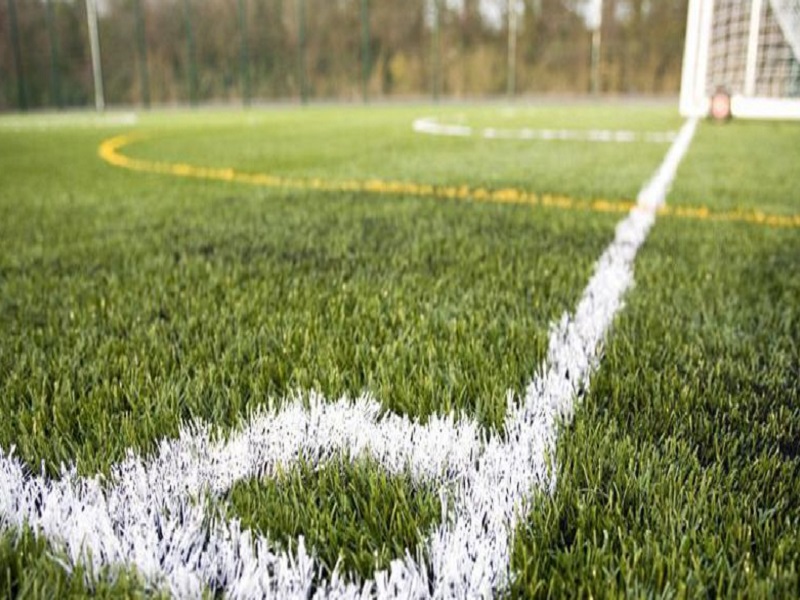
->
<box><xmin>0</xmin><ymin>0</ymin><xmax>688</xmax><ymax>111</ymax></box>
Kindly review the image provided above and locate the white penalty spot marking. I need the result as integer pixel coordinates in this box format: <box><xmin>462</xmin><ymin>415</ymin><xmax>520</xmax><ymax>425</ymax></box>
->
<box><xmin>0</xmin><ymin>119</ymin><xmax>698</xmax><ymax>598</ymax></box>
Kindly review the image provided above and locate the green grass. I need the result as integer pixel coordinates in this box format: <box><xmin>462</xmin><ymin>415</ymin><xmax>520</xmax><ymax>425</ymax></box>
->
<box><xmin>226</xmin><ymin>456</ymin><xmax>442</xmax><ymax>579</ymax></box>
<box><xmin>0</xmin><ymin>528</ymin><xmax>154</xmax><ymax>599</ymax></box>
<box><xmin>125</xmin><ymin>105</ymin><xmax>674</xmax><ymax>200</ymax></box>
<box><xmin>509</xmin><ymin>121</ymin><xmax>800</xmax><ymax>597</ymax></box>
<box><xmin>670</xmin><ymin>119</ymin><xmax>800</xmax><ymax>215</ymax></box>
<box><xmin>0</xmin><ymin>133</ymin><xmax>616</xmax><ymax>475</ymax></box>
<box><xmin>0</xmin><ymin>105</ymin><xmax>798</xmax><ymax>596</ymax></box>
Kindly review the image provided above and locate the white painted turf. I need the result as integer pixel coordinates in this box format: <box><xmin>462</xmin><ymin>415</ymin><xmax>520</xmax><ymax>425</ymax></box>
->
<box><xmin>0</xmin><ymin>112</ymin><xmax>137</xmax><ymax>130</ymax></box>
<box><xmin>0</xmin><ymin>119</ymin><xmax>698</xmax><ymax>598</ymax></box>
<box><xmin>413</xmin><ymin>116</ymin><xmax>678</xmax><ymax>144</ymax></box>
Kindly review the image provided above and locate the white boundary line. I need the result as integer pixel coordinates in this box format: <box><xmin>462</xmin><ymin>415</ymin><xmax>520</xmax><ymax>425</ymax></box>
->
<box><xmin>0</xmin><ymin>113</ymin><xmax>138</xmax><ymax>130</ymax></box>
<box><xmin>0</xmin><ymin>119</ymin><xmax>698</xmax><ymax>598</ymax></box>
<box><xmin>412</xmin><ymin>116</ymin><xmax>678</xmax><ymax>144</ymax></box>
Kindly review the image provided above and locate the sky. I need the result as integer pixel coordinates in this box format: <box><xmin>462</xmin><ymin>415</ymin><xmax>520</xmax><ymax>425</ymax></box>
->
<box><xmin>435</xmin><ymin>0</ymin><xmax>603</xmax><ymax>31</ymax></box>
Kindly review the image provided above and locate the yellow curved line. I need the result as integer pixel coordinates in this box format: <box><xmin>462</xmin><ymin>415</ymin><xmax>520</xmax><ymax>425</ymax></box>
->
<box><xmin>99</xmin><ymin>134</ymin><xmax>800</xmax><ymax>230</ymax></box>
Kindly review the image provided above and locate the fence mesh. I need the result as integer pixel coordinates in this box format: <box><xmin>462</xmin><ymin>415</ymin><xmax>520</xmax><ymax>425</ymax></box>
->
<box><xmin>0</xmin><ymin>0</ymin><xmax>689</xmax><ymax>111</ymax></box>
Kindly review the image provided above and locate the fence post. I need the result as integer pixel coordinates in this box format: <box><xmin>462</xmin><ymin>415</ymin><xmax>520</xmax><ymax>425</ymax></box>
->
<box><xmin>507</xmin><ymin>0</ymin><xmax>517</xmax><ymax>97</ymax></box>
<box><xmin>133</xmin><ymin>0</ymin><xmax>150</xmax><ymax>108</ymax></box>
<box><xmin>361</xmin><ymin>0</ymin><xmax>370</xmax><ymax>103</ymax></box>
<box><xmin>85</xmin><ymin>0</ymin><xmax>105</xmax><ymax>111</ymax></box>
<box><xmin>238</xmin><ymin>0</ymin><xmax>251</xmax><ymax>105</ymax></box>
<box><xmin>589</xmin><ymin>0</ymin><xmax>603</xmax><ymax>95</ymax></box>
<box><xmin>45</xmin><ymin>0</ymin><xmax>63</xmax><ymax>108</ymax></box>
<box><xmin>183</xmin><ymin>0</ymin><xmax>198</xmax><ymax>105</ymax></box>
<box><xmin>298</xmin><ymin>0</ymin><xmax>307</xmax><ymax>103</ymax></box>
<box><xmin>432</xmin><ymin>0</ymin><xmax>441</xmax><ymax>102</ymax></box>
<box><xmin>590</xmin><ymin>28</ymin><xmax>601</xmax><ymax>94</ymax></box>
<box><xmin>6</xmin><ymin>0</ymin><xmax>27</xmax><ymax>111</ymax></box>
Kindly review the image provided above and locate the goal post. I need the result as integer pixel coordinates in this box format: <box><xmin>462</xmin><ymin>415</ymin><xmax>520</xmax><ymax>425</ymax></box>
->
<box><xmin>680</xmin><ymin>0</ymin><xmax>800</xmax><ymax>119</ymax></box>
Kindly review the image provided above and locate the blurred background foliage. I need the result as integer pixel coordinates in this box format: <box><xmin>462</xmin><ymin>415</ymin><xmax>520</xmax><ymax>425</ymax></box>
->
<box><xmin>0</xmin><ymin>0</ymin><xmax>688</xmax><ymax>110</ymax></box>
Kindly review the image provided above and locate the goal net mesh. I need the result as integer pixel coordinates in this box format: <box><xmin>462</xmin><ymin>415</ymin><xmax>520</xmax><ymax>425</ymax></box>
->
<box><xmin>709</xmin><ymin>0</ymin><xmax>800</xmax><ymax>98</ymax></box>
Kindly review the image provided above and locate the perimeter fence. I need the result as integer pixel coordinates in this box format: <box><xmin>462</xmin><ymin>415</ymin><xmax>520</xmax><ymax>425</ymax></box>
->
<box><xmin>1</xmin><ymin>0</ymin><xmax>688</xmax><ymax>111</ymax></box>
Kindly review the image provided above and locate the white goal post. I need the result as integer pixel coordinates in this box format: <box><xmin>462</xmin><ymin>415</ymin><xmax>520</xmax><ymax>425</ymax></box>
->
<box><xmin>680</xmin><ymin>0</ymin><xmax>800</xmax><ymax>119</ymax></box>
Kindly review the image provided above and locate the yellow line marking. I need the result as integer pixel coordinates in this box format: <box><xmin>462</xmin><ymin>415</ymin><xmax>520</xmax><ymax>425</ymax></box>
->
<box><xmin>99</xmin><ymin>134</ymin><xmax>800</xmax><ymax>230</ymax></box>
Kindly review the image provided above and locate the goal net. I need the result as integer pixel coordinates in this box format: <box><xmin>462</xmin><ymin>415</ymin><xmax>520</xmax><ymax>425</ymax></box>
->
<box><xmin>680</xmin><ymin>0</ymin><xmax>800</xmax><ymax>119</ymax></box>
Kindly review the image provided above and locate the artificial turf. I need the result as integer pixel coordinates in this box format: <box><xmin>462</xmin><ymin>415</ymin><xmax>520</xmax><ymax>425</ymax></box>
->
<box><xmin>510</xmin><ymin>119</ymin><xmax>800</xmax><ymax>597</ymax></box>
<box><xmin>0</xmin><ymin>105</ymin><xmax>797</xmax><ymax>596</ymax></box>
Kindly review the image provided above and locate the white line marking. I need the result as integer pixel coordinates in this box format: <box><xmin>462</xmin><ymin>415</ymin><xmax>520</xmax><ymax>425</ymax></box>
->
<box><xmin>0</xmin><ymin>119</ymin><xmax>698</xmax><ymax>598</ymax></box>
<box><xmin>413</xmin><ymin>116</ymin><xmax>678</xmax><ymax>144</ymax></box>
<box><xmin>0</xmin><ymin>112</ymin><xmax>138</xmax><ymax>130</ymax></box>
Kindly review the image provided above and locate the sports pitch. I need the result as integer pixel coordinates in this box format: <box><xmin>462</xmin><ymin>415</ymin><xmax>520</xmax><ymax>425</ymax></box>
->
<box><xmin>0</xmin><ymin>103</ymin><xmax>798</xmax><ymax>597</ymax></box>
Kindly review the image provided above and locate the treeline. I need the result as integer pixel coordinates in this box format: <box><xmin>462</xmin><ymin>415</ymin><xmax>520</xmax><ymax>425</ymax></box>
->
<box><xmin>0</xmin><ymin>0</ymin><xmax>688</xmax><ymax>111</ymax></box>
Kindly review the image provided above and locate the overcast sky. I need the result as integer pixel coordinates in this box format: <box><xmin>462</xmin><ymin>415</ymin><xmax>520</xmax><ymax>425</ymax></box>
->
<box><xmin>434</xmin><ymin>0</ymin><xmax>602</xmax><ymax>31</ymax></box>
<box><xmin>91</xmin><ymin>0</ymin><xmax>604</xmax><ymax>32</ymax></box>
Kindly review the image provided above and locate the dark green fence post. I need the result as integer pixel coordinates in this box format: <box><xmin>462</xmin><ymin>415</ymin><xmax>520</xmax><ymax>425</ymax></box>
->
<box><xmin>507</xmin><ymin>0</ymin><xmax>517</xmax><ymax>97</ymax></box>
<box><xmin>134</xmin><ymin>0</ymin><xmax>150</xmax><ymax>108</ymax></box>
<box><xmin>298</xmin><ymin>0</ymin><xmax>307</xmax><ymax>104</ymax></box>
<box><xmin>45</xmin><ymin>0</ymin><xmax>63</xmax><ymax>108</ymax></box>
<box><xmin>361</xmin><ymin>0</ymin><xmax>370</xmax><ymax>103</ymax></box>
<box><xmin>183</xmin><ymin>0</ymin><xmax>198</xmax><ymax>105</ymax></box>
<box><xmin>432</xmin><ymin>0</ymin><xmax>441</xmax><ymax>102</ymax></box>
<box><xmin>590</xmin><ymin>28</ymin><xmax>602</xmax><ymax>95</ymax></box>
<box><xmin>85</xmin><ymin>0</ymin><xmax>105</xmax><ymax>111</ymax></box>
<box><xmin>6</xmin><ymin>0</ymin><xmax>27</xmax><ymax>111</ymax></box>
<box><xmin>238</xmin><ymin>0</ymin><xmax>251</xmax><ymax>105</ymax></box>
